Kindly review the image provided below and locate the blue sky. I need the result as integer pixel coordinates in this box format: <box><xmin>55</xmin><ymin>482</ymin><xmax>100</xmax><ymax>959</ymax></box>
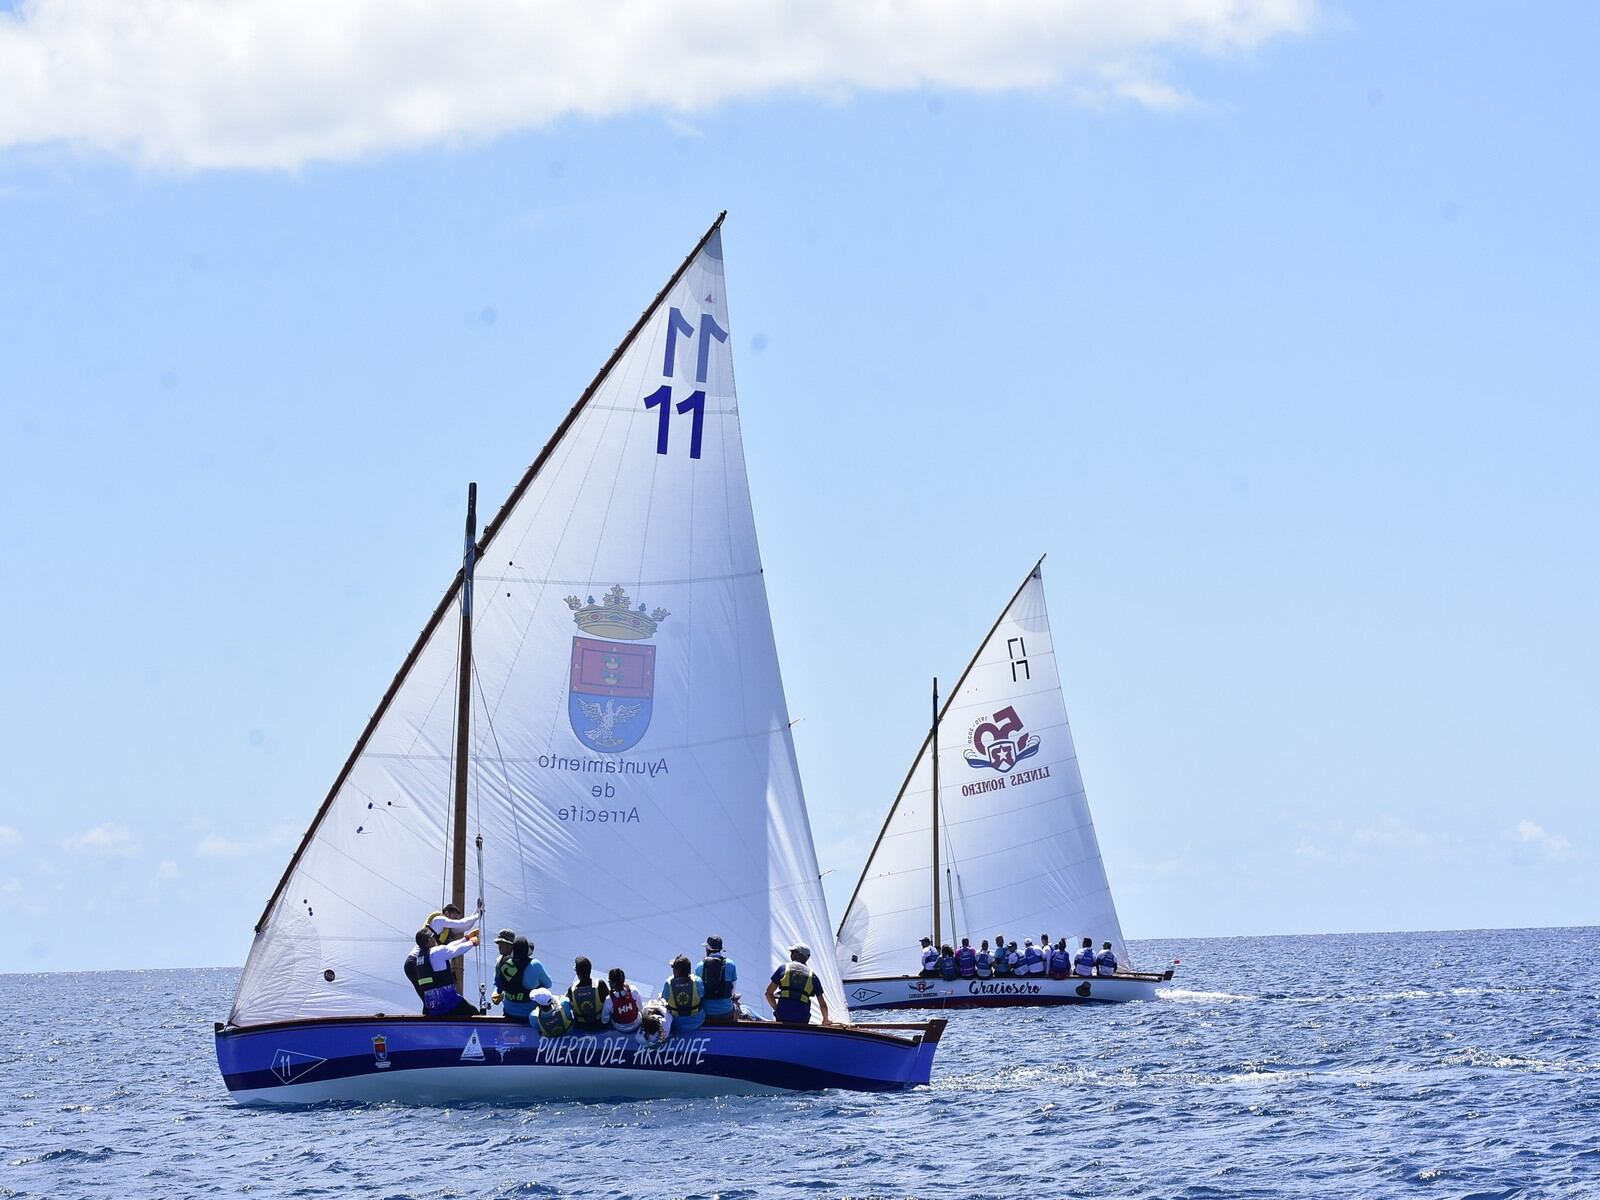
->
<box><xmin>2</xmin><ymin>2</ymin><xmax>1596</xmax><ymax>971</ymax></box>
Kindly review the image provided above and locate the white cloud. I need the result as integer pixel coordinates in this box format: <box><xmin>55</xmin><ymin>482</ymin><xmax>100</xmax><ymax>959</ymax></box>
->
<box><xmin>197</xmin><ymin>824</ymin><xmax>297</xmax><ymax>858</ymax></box>
<box><xmin>1515</xmin><ymin>820</ymin><xmax>1573</xmax><ymax>862</ymax></box>
<box><xmin>157</xmin><ymin>859</ymin><xmax>180</xmax><ymax>881</ymax></box>
<box><xmin>1351</xmin><ymin>815</ymin><xmax>1440</xmax><ymax>855</ymax></box>
<box><xmin>0</xmin><ymin>0</ymin><xmax>1316</xmax><ymax>170</ymax></box>
<box><xmin>60</xmin><ymin>823</ymin><xmax>141</xmax><ymax>857</ymax></box>
<box><xmin>0</xmin><ymin>825</ymin><xmax>20</xmax><ymax>849</ymax></box>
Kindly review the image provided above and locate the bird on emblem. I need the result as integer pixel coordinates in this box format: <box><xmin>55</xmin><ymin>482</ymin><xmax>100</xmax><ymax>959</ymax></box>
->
<box><xmin>577</xmin><ymin>698</ymin><xmax>643</xmax><ymax>748</ymax></box>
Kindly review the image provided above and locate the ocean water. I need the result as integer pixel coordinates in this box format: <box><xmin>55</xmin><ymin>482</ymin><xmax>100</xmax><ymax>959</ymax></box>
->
<box><xmin>4</xmin><ymin>927</ymin><xmax>1597</xmax><ymax>1199</ymax></box>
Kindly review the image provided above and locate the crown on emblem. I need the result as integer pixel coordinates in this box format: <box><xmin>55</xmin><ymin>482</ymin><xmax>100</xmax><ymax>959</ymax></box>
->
<box><xmin>564</xmin><ymin>585</ymin><xmax>670</xmax><ymax>641</ymax></box>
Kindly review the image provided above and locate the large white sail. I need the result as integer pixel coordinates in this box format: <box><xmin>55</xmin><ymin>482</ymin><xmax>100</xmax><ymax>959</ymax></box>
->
<box><xmin>836</xmin><ymin>563</ymin><xmax>1128</xmax><ymax>979</ymax></box>
<box><xmin>231</xmin><ymin>221</ymin><xmax>844</xmax><ymax>1025</ymax></box>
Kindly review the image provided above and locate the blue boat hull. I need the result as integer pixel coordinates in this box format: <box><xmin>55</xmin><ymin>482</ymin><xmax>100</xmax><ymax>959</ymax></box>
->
<box><xmin>214</xmin><ymin>1015</ymin><xmax>944</xmax><ymax>1104</ymax></box>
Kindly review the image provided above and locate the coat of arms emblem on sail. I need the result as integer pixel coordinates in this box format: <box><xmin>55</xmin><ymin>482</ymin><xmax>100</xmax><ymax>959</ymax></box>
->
<box><xmin>565</xmin><ymin>586</ymin><xmax>669</xmax><ymax>753</ymax></box>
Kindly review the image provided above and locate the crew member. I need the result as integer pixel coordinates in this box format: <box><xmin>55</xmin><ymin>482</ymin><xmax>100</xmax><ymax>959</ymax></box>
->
<box><xmin>1048</xmin><ymin>939</ymin><xmax>1072</xmax><ymax>979</ymax></box>
<box><xmin>423</xmin><ymin>902</ymin><xmax>481</xmax><ymax>945</ymax></box>
<box><xmin>531</xmin><ymin>987</ymin><xmax>574</xmax><ymax>1038</ymax></box>
<box><xmin>919</xmin><ymin>936</ymin><xmax>939</xmax><ymax>977</ymax></box>
<box><xmin>975</xmin><ymin>940</ymin><xmax>994</xmax><ymax>979</ymax></box>
<box><xmin>1075</xmin><ymin>937</ymin><xmax>1098</xmax><ymax>977</ymax></box>
<box><xmin>1006</xmin><ymin>941</ymin><xmax>1022</xmax><ymax>974</ymax></box>
<box><xmin>567</xmin><ymin>955</ymin><xmax>610</xmax><ymax>1032</ymax></box>
<box><xmin>695</xmin><ymin>934</ymin><xmax>739</xmax><ymax>1024</ymax></box>
<box><xmin>638</xmin><ymin>1000</ymin><xmax>673</xmax><ymax>1046</ymax></box>
<box><xmin>1095</xmin><ymin>941</ymin><xmax>1119</xmax><ymax>976</ymax></box>
<box><xmin>955</xmin><ymin>938</ymin><xmax>977</xmax><ymax>978</ymax></box>
<box><xmin>1021</xmin><ymin>938</ymin><xmax>1044</xmax><ymax>976</ymax></box>
<box><xmin>993</xmin><ymin>937</ymin><xmax>1013</xmax><ymax>977</ymax></box>
<box><xmin>765</xmin><ymin>944</ymin><xmax>831</xmax><ymax>1026</ymax></box>
<box><xmin>603</xmin><ymin>967</ymin><xmax>644</xmax><ymax>1033</ymax></box>
<box><xmin>662</xmin><ymin>954</ymin><xmax>706</xmax><ymax>1034</ymax></box>
<box><xmin>938</xmin><ymin>944</ymin><xmax>959</xmax><ymax>980</ymax></box>
<box><xmin>404</xmin><ymin>926</ymin><xmax>479</xmax><ymax>1017</ymax></box>
<box><xmin>492</xmin><ymin>933</ymin><xmax>553</xmax><ymax>1022</ymax></box>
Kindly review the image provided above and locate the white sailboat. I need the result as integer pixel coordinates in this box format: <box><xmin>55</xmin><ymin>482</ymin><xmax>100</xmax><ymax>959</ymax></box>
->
<box><xmin>836</xmin><ymin>560</ymin><xmax>1172</xmax><ymax>1010</ymax></box>
<box><xmin>214</xmin><ymin>215</ymin><xmax>942</xmax><ymax>1102</ymax></box>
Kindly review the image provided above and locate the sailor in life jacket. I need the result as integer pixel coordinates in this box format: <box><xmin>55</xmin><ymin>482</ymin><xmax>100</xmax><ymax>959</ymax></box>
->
<box><xmin>919</xmin><ymin>936</ymin><xmax>939</xmax><ymax>977</ymax></box>
<box><xmin>955</xmin><ymin>938</ymin><xmax>978</xmax><ymax>978</ymax></box>
<box><xmin>403</xmin><ymin>926</ymin><xmax>479</xmax><ymax>1017</ymax></box>
<box><xmin>602</xmin><ymin>967</ymin><xmax>644</xmax><ymax>1033</ymax></box>
<box><xmin>567</xmin><ymin>955</ymin><xmax>611</xmax><ymax>1032</ymax></box>
<box><xmin>1005</xmin><ymin>941</ymin><xmax>1022</xmax><ymax>974</ymax></box>
<box><xmin>766</xmin><ymin>944</ymin><xmax>832</xmax><ymax>1025</ymax></box>
<box><xmin>695</xmin><ymin>934</ymin><xmax>740</xmax><ymax>1023</ymax></box>
<box><xmin>937</xmin><ymin>944</ymin><xmax>959</xmax><ymax>980</ymax></box>
<box><xmin>530</xmin><ymin>987</ymin><xmax>574</xmax><ymax>1038</ymax></box>
<box><xmin>1075</xmin><ymin>937</ymin><xmax>1099</xmax><ymax>977</ymax></box>
<box><xmin>492</xmin><ymin>930</ymin><xmax>544</xmax><ymax>1023</ymax></box>
<box><xmin>975</xmin><ymin>940</ymin><xmax>994</xmax><ymax>979</ymax></box>
<box><xmin>992</xmin><ymin>935</ymin><xmax>1011</xmax><ymax>976</ymax></box>
<box><xmin>1021</xmin><ymin>938</ymin><xmax>1045</xmax><ymax>976</ymax></box>
<box><xmin>661</xmin><ymin>954</ymin><xmax>706</xmax><ymax>1033</ymax></box>
<box><xmin>1095</xmin><ymin>941</ymin><xmax>1119</xmax><ymax>976</ymax></box>
<box><xmin>1048</xmin><ymin>939</ymin><xmax>1073</xmax><ymax>979</ymax></box>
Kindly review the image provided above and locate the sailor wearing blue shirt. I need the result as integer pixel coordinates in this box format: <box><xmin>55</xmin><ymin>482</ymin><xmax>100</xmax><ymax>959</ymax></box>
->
<box><xmin>661</xmin><ymin>954</ymin><xmax>706</xmax><ymax>1033</ymax></box>
<box><xmin>492</xmin><ymin>932</ymin><xmax>554</xmax><ymax>1022</ymax></box>
<box><xmin>765</xmin><ymin>944</ymin><xmax>833</xmax><ymax>1026</ymax></box>
<box><xmin>695</xmin><ymin>934</ymin><xmax>739</xmax><ymax>1023</ymax></box>
<box><xmin>1075</xmin><ymin>937</ymin><xmax>1098</xmax><ymax>977</ymax></box>
<box><xmin>1095</xmin><ymin>941</ymin><xmax>1118</xmax><ymax>976</ymax></box>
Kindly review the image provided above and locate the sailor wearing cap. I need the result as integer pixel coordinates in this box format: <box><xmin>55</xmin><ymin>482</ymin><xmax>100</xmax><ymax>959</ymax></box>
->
<box><xmin>492</xmin><ymin>931</ymin><xmax>553</xmax><ymax>1023</ymax></box>
<box><xmin>1095</xmin><ymin>941</ymin><xmax>1119</xmax><ymax>976</ymax></box>
<box><xmin>531</xmin><ymin>987</ymin><xmax>574</xmax><ymax>1038</ymax></box>
<box><xmin>765</xmin><ymin>944</ymin><xmax>832</xmax><ymax>1026</ymax></box>
<box><xmin>695</xmin><ymin>934</ymin><xmax>740</xmax><ymax>1023</ymax></box>
<box><xmin>919</xmin><ymin>936</ymin><xmax>939</xmax><ymax>977</ymax></box>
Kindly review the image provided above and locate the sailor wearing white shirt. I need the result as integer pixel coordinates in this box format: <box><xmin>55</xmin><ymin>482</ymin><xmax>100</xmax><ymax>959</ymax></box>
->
<box><xmin>919</xmin><ymin>936</ymin><xmax>939</xmax><ymax>977</ymax></box>
<box><xmin>424</xmin><ymin>903</ymin><xmax>481</xmax><ymax>945</ymax></box>
<box><xmin>602</xmin><ymin>967</ymin><xmax>645</xmax><ymax>1032</ymax></box>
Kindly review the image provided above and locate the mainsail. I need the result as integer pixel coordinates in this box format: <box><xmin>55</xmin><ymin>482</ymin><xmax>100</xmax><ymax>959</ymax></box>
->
<box><xmin>230</xmin><ymin>216</ymin><xmax>844</xmax><ymax>1026</ymax></box>
<box><xmin>836</xmin><ymin>561</ymin><xmax>1128</xmax><ymax>979</ymax></box>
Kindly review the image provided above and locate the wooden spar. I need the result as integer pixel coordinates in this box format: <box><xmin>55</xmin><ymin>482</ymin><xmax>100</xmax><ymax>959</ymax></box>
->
<box><xmin>449</xmin><ymin>482</ymin><xmax>477</xmax><ymax>989</ymax></box>
<box><xmin>835</xmin><ymin>556</ymin><xmax>1048</xmax><ymax>941</ymax></box>
<box><xmin>253</xmin><ymin>211</ymin><xmax>728</xmax><ymax>933</ymax></box>
<box><xmin>930</xmin><ymin>677</ymin><xmax>940</xmax><ymax>949</ymax></box>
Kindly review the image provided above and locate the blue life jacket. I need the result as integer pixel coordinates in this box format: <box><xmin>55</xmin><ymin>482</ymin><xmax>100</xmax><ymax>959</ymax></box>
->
<box><xmin>975</xmin><ymin>951</ymin><xmax>993</xmax><ymax>978</ymax></box>
<box><xmin>700</xmin><ymin>954</ymin><xmax>734</xmax><ymax>1001</ymax></box>
<box><xmin>955</xmin><ymin>947</ymin><xmax>977</xmax><ymax>977</ymax></box>
<box><xmin>1096</xmin><ymin>950</ymin><xmax>1118</xmax><ymax>975</ymax></box>
<box><xmin>994</xmin><ymin>951</ymin><xmax>1012</xmax><ymax>976</ymax></box>
<box><xmin>1075</xmin><ymin>948</ymin><xmax>1098</xmax><ymax>976</ymax></box>
<box><xmin>536</xmin><ymin>1000</ymin><xmax>573</xmax><ymax>1037</ymax></box>
<box><xmin>1049</xmin><ymin>948</ymin><xmax>1072</xmax><ymax>976</ymax></box>
<box><xmin>938</xmin><ymin>953</ymin><xmax>959</xmax><ymax>980</ymax></box>
<box><xmin>920</xmin><ymin>946</ymin><xmax>940</xmax><ymax>973</ymax></box>
<box><xmin>1022</xmin><ymin>946</ymin><xmax>1043</xmax><ymax>973</ymax></box>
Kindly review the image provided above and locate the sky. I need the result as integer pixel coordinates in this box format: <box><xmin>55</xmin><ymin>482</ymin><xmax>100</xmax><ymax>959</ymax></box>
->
<box><xmin>1</xmin><ymin>1</ymin><xmax>1596</xmax><ymax>973</ymax></box>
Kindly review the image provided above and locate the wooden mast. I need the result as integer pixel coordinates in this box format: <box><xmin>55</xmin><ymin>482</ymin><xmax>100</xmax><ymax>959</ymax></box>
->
<box><xmin>450</xmin><ymin>482</ymin><xmax>477</xmax><ymax>988</ymax></box>
<box><xmin>930</xmin><ymin>676</ymin><xmax>941</xmax><ymax>950</ymax></box>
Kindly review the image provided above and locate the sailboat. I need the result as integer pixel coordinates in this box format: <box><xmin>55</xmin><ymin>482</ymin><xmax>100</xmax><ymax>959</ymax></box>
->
<box><xmin>214</xmin><ymin>215</ymin><xmax>943</xmax><ymax>1103</ymax></box>
<box><xmin>835</xmin><ymin>560</ymin><xmax>1174</xmax><ymax>1011</ymax></box>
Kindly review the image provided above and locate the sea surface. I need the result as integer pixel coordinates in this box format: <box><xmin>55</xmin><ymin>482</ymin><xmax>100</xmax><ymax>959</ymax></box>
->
<box><xmin>3</xmin><ymin>927</ymin><xmax>1597</xmax><ymax>1199</ymax></box>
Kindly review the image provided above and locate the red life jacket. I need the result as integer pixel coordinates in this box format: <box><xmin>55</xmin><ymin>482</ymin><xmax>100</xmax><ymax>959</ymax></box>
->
<box><xmin>609</xmin><ymin>987</ymin><xmax>641</xmax><ymax>1027</ymax></box>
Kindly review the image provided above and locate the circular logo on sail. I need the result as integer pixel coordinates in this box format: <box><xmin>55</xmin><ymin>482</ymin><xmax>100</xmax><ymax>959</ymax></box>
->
<box><xmin>964</xmin><ymin>705</ymin><xmax>1039</xmax><ymax>773</ymax></box>
<box><xmin>566</xmin><ymin>586</ymin><xmax>669</xmax><ymax>754</ymax></box>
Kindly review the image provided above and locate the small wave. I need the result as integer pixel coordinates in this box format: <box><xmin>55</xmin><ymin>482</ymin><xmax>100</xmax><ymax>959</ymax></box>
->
<box><xmin>1158</xmin><ymin>988</ymin><xmax>1256</xmax><ymax>1003</ymax></box>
